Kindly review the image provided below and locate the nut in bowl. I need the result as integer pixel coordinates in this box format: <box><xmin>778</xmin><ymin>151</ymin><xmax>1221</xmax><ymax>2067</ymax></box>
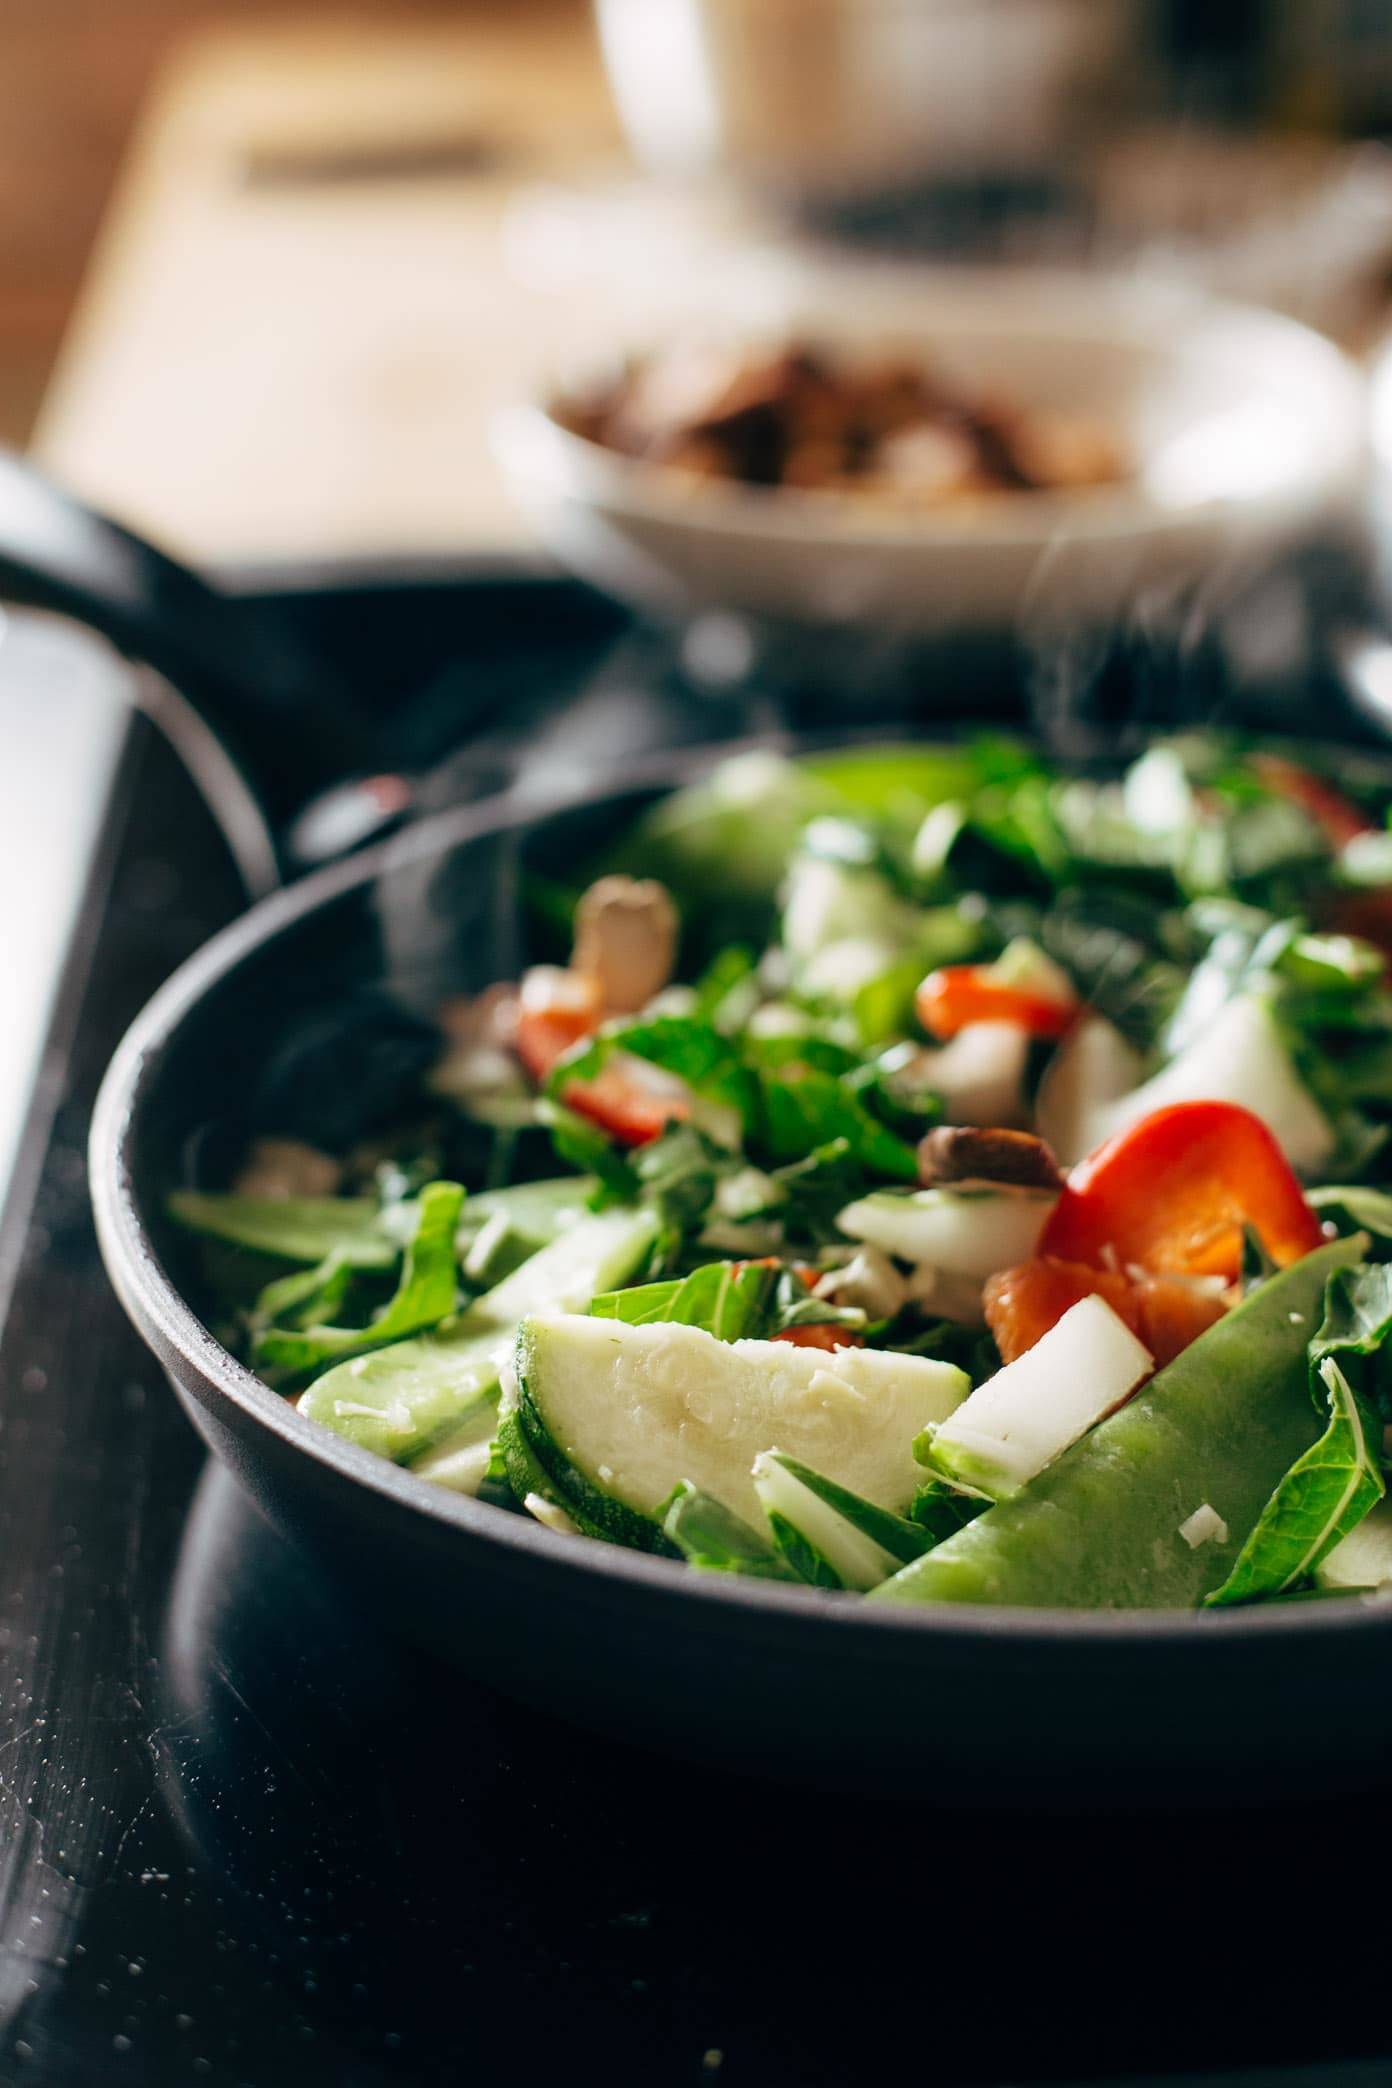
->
<box><xmin>494</xmin><ymin>269</ymin><xmax>1367</xmax><ymax>637</ymax></box>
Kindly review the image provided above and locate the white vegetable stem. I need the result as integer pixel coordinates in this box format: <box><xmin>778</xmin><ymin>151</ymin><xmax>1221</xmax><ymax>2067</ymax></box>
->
<box><xmin>836</xmin><ymin>1186</ymin><xmax>1057</xmax><ymax>1283</ymax></box>
<box><xmin>926</xmin><ymin>1294</ymin><xmax>1154</xmax><ymax>1501</ymax></box>
<box><xmin>1038</xmin><ymin>996</ymin><xmax>1333</xmax><ymax>1175</ymax></box>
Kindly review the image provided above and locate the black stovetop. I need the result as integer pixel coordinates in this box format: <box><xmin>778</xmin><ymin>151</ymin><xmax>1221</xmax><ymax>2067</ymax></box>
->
<box><xmin>1</xmin><ymin>570</ymin><xmax>1390</xmax><ymax>2088</ymax></box>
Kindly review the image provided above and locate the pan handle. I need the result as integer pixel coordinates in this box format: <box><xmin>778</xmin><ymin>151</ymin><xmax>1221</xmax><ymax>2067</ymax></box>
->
<box><xmin>0</xmin><ymin>451</ymin><xmax>349</xmax><ymax>897</ymax></box>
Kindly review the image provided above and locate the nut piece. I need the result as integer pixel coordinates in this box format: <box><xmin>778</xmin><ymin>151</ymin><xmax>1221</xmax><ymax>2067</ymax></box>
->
<box><xmin>233</xmin><ymin>1137</ymin><xmax>343</xmax><ymax>1200</ymax></box>
<box><xmin>573</xmin><ymin>875</ymin><xmax>678</xmax><ymax>1016</ymax></box>
<box><xmin>917</xmin><ymin>1125</ymin><xmax>1063</xmax><ymax>1193</ymax></box>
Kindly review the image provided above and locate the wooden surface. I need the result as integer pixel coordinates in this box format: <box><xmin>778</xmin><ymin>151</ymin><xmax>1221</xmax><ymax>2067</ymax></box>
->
<box><xmin>0</xmin><ymin>1</ymin><xmax>474</xmax><ymax>451</ymax></box>
<box><xmin>34</xmin><ymin>7</ymin><xmax>628</xmax><ymax>564</ymax></box>
<box><xmin>30</xmin><ymin>9</ymin><xmax>1392</xmax><ymax>569</ymax></box>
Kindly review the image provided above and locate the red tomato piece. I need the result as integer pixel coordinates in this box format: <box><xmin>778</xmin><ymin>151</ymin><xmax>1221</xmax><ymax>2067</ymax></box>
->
<box><xmin>771</xmin><ymin>1323</ymin><xmax>865</xmax><ymax>1352</ymax></box>
<box><xmin>1249</xmin><ymin>752</ymin><xmax>1372</xmax><ymax>850</ymax></box>
<box><xmin>984</xmin><ymin>1257</ymin><xmax>1225</xmax><ymax>1369</ymax></box>
<box><xmin>560</xmin><ymin>1065</ymin><xmax>688</xmax><ymax>1148</ymax></box>
<box><xmin>983</xmin><ymin>1257</ymin><xmax>1139</xmax><ymax>1364</ymax></box>
<box><xmin>514</xmin><ymin>969</ymin><xmax>603</xmax><ymax>1081</ymax></box>
<box><xmin>1039</xmin><ymin>1101</ymin><xmax>1324</xmax><ymax>1282</ymax></box>
<box><xmin>915</xmin><ymin>965</ymin><xmax>1077</xmax><ymax>1042</ymax></box>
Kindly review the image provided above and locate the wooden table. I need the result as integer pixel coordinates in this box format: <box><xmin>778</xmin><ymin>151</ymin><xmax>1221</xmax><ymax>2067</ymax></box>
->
<box><xmin>33</xmin><ymin>9</ymin><xmax>1392</xmax><ymax>571</ymax></box>
<box><xmin>34</xmin><ymin>7</ymin><xmax>629</xmax><ymax>566</ymax></box>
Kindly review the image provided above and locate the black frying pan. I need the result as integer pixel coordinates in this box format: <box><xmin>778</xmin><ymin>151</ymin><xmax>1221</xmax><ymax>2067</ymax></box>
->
<box><xmin>3</xmin><ymin>451</ymin><xmax>1390</xmax><ymax>1805</ymax></box>
<box><xmin>85</xmin><ymin>749</ymin><xmax>1392</xmax><ymax>1808</ymax></box>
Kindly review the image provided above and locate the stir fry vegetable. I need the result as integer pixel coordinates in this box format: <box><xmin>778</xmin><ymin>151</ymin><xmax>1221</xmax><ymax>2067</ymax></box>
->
<box><xmin>169</xmin><ymin>735</ymin><xmax>1392</xmax><ymax>1609</ymax></box>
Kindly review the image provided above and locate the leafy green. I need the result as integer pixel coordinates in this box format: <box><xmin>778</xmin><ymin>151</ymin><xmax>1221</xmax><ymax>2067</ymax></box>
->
<box><xmin>660</xmin><ymin>1483</ymin><xmax>797</xmax><ymax>1580</ymax></box>
<box><xmin>1206</xmin><ymin>1261</ymin><xmax>1392</xmax><ymax>1605</ymax></box>
<box><xmin>909</xmin><ymin>1478</ymin><xmax>985</xmax><ymax>1544</ymax></box>
<box><xmin>1205</xmin><ymin>1358</ymin><xmax>1384</xmax><ymax>1606</ymax></box>
<box><xmin>551</xmin><ymin>1015</ymin><xmax>918</xmax><ymax>1184</ymax></box>
<box><xmin>168</xmin><ymin>1191</ymin><xmax>397</xmax><ymax>1268</ymax></box>
<box><xmin>1311</xmin><ymin>1185</ymin><xmax>1392</xmax><ymax>1258</ymax></box>
<box><xmin>767</xmin><ymin>1453</ymin><xmax>934</xmax><ymax>1568</ymax></box>
<box><xmin>630</xmin><ymin>1124</ymin><xmax>733</xmax><ymax>1241</ymax></box>
<box><xmin>536</xmin><ymin>1100</ymin><xmax>639</xmax><ymax>1205</ymax></box>
<box><xmin>254</xmin><ymin>1180</ymin><xmax>465</xmax><ymax>1382</ymax></box>
<box><xmin>551</xmin><ymin>1015</ymin><xmax>758</xmax><ymax>1132</ymax></box>
<box><xmin>756</xmin><ymin>1065</ymin><xmax>917</xmax><ymax>1179</ymax></box>
<box><xmin>590</xmin><ymin>1257</ymin><xmax>862</xmax><ymax>1343</ymax></box>
<box><xmin>592</xmin><ymin>1260</ymin><xmax>774</xmax><ymax>1340</ymax></box>
<box><xmin>767</xmin><ymin>1138</ymin><xmax>867</xmax><ymax>1244</ymax></box>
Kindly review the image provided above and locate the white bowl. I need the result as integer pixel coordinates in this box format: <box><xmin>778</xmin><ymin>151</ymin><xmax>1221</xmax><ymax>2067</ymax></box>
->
<box><xmin>494</xmin><ymin>269</ymin><xmax>1368</xmax><ymax>637</ymax></box>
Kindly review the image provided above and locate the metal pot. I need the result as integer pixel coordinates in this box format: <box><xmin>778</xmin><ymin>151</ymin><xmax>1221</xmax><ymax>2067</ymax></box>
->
<box><xmin>595</xmin><ymin>0</ymin><xmax>1141</xmax><ymax>201</ymax></box>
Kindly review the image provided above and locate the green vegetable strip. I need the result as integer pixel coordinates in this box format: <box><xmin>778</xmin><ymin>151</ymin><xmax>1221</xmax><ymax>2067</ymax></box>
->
<box><xmin>169</xmin><ymin>1191</ymin><xmax>397</xmax><ymax>1267</ymax></box>
<box><xmin>254</xmin><ymin>1181</ymin><xmax>465</xmax><ymax>1379</ymax></box>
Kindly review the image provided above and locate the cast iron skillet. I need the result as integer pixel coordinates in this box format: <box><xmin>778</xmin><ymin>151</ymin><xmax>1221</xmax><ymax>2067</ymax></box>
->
<box><xmin>4</xmin><ymin>450</ymin><xmax>1390</xmax><ymax>1804</ymax></box>
<box><xmin>88</xmin><ymin>742</ymin><xmax>1392</xmax><ymax>1808</ymax></box>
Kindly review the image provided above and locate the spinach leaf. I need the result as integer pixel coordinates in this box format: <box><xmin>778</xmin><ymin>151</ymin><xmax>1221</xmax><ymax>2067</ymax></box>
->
<box><xmin>757</xmin><ymin>1067</ymin><xmax>918</xmax><ymax>1179</ymax></box>
<box><xmin>537</xmin><ymin>1099</ymin><xmax>639</xmax><ymax>1205</ymax></box>
<box><xmin>592</xmin><ymin>1259</ymin><xmax>774</xmax><ymax>1340</ymax></box>
<box><xmin>591</xmin><ymin>1257</ymin><xmax>862</xmax><ymax>1342</ymax></box>
<box><xmin>909</xmin><ymin>1477</ymin><xmax>985</xmax><ymax>1545</ymax></box>
<box><xmin>630</xmin><ymin>1124</ymin><xmax>733</xmax><ymax>1239</ymax></box>
<box><xmin>1205</xmin><ymin>1358</ymin><xmax>1384</xmax><ymax>1606</ymax></box>
<box><xmin>551</xmin><ymin>1015</ymin><xmax>759</xmax><ymax>1132</ymax></box>
<box><xmin>767</xmin><ymin>1138</ymin><xmax>866</xmax><ymax>1245</ymax></box>
<box><xmin>1206</xmin><ymin>1261</ymin><xmax>1392</xmax><ymax>1605</ymax></box>
<box><xmin>254</xmin><ymin>1180</ymin><xmax>465</xmax><ymax>1382</ymax></box>
<box><xmin>550</xmin><ymin>1014</ymin><xmax>918</xmax><ymax>1183</ymax></box>
<box><xmin>248</xmin><ymin>1252</ymin><xmax>359</xmax><ymax>1341</ymax></box>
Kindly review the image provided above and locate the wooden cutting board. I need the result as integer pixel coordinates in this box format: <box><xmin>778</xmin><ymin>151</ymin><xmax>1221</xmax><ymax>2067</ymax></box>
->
<box><xmin>33</xmin><ymin>9</ymin><xmax>629</xmax><ymax>566</ymax></box>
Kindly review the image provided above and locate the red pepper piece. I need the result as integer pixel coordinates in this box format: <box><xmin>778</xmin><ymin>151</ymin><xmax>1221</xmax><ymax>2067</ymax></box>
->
<box><xmin>1039</xmin><ymin>1101</ymin><xmax>1324</xmax><ymax>1282</ymax></box>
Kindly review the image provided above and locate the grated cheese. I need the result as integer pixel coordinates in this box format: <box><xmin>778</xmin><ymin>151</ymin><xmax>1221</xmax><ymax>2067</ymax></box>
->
<box><xmin>1178</xmin><ymin>1503</ymin><xmax>1228</xmax><ymax>1549</ymax></box>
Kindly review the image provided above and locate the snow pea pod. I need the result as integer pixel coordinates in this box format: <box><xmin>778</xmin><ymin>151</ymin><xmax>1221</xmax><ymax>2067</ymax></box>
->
<box><xmin>872</xmin><ymin>1235</ymin><xmax>1367</xmax><ymax>1611</ymax></box>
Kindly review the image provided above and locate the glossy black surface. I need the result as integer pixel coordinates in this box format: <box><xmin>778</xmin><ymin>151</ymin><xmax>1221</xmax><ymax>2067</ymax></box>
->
<box><xmin>4</xmin><ymin>571</ymin><xmax>1392</xmax><ymax>2083</ymax></box>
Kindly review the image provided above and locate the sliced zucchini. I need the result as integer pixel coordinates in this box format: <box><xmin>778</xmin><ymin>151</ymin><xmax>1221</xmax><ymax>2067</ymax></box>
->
<box><xmin>511</xmin><ymin>1314</ymin><xmax>968</xmax><ymax>1536</ymax></box>
<box><xmin>835</xmin><ymin>1186</ymin><xmax>1056</xmax><ymax>1281</ymax></box>
<box><xmin>299</xmin><ymin>1205</ymin><xmax>659</xmax><ymax>1464</ymax></box>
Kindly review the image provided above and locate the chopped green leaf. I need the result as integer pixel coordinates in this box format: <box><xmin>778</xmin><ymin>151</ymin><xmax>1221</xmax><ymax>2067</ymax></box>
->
<box><xmin>660</xmin><ymin>1483</ymin><xmax>798</xmax><ymax>1580</ymax></box>
<box><xmin>1206</xmin><ymin>1261</ymin><xmax>1392</xmax><ymax>1605</ymax></box>
<box><xmin>254</xmin><ymin>1180</ymin><xmax>465</xmax><ymax>1381</ymax></box>
<box><xmin>168</xmin><ymin>1191</ymin><xmax>397</xmax><ymax>1268</ymax></box>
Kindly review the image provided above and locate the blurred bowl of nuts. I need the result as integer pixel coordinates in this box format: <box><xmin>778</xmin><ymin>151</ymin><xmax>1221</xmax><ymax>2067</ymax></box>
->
<box><xmin>494</xmin><ymin>268</ymin><xmax>1366</xmax><ymax>641</ymax></box>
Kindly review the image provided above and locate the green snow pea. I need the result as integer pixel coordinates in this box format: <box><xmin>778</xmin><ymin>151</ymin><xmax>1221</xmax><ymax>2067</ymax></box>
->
<box><xmin>871</xmin><ymin>1236</ymin><xmax>1367</xmax><ymax>1611</ymax></box>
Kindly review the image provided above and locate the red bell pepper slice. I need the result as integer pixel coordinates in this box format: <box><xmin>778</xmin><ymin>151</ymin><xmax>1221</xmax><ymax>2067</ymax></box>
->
<box><xmin>1039</xmin><ymin>1101</ymin><xmax>1324</xmax><ymax>1281</ymax></box>
<box><xmin>915</xmin><ymin>965</ymin><xmax>1076</xmax><ymax>1042</ymax></box>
